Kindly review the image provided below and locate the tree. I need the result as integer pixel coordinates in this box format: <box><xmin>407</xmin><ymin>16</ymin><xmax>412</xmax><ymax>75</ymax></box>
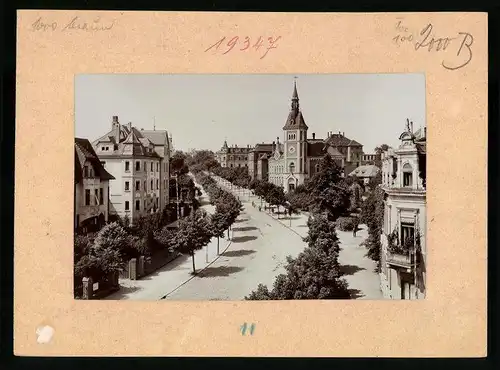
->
<box><xmin>170</xmin><ymin>151</ymin><xmax>189</xmax><ymax>175</ymax></box>
<box><xmin>171</xmin><ymin>209</ymin><xmax>212</xmax><ymax>274</ymax></box>
<box><xmin>210</xmin><ymin>210</ymin><xmax>228</xmax><ymax>254</ymax></box>
<box><xmin>75</xmin><ymin>223</ymin><xmax>128</xmax><ymax>283</ymax></box>
<box><xmin>266</xmin><ymin>185</ymin><xmax>286</xmax><ymax>218</ymax></box>
<box><xmin>306</xmin><ymin>154</ymin><xmax>350</xmax><ymax>220</ymax></box>
<box><xmin>245</xmin><ymin>246</ymin><xmax>350</xmax><ymax>300</ymax></box>
<box><xmin>374</xmin><ymin>144</ymin><xmax>389</xmax><ymax>167</ymax></box>
<box><xmin>360</xmin><ymin>186</ymin><xmax>385</xmax><ymax>266</ymax></box>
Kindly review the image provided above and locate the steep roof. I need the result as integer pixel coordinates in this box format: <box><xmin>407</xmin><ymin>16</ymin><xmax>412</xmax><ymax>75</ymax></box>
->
<box><xmin>75</xmin><ymin>138</ymin><xmax>115</xmax><ymax>183</ymax></box>
<box><xmin>283</xmin><ymin>110</ymin><xmax>308</xmax><ymax>130</ymax></box>
<box><xmin>349</xmin><ymin>165</ymin><xmax>380</xmax><ymax>178</ymax></box>
<box><xmin>254</xmin><ymin>143</ymin><xmax>274</xmax><ymax>152</ymax></box>
<box><xmin>92</xmin><ymin>123</ymin><xmax>162</xmax><ymax>158</ymax></box>
<box><xmin>307</xmin><ymin>141</ymin><xmax>326</xmax><ymax>157</ymax></box>
<box><xmin>325</xmin><ymin>133</ymin><xmax>362</xmax><ymax>147</ymax></box>
<box><xmin>140</xmin><ymin>129</ymin><xmax>169</xmax><ymax>146</ymax></box>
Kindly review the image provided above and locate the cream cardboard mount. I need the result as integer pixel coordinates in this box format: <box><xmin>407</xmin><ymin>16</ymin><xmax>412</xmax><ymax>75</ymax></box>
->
<box><xmin>14</xmin><ymin>11</ymin><xmax>487</xmax><ymax>357</ymax></box>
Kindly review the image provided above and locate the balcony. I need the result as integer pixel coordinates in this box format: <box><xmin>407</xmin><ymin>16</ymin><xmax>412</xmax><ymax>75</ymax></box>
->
<box><xmin>386</xmin><ymin>252</ymin><xmax>415</xmax><ymax>272</ymax></box>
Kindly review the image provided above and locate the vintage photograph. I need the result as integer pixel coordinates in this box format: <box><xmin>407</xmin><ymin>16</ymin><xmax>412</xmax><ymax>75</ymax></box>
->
<box><xmin>74</xmin><ymin>74</ymin><xmax>426</xmax><ymax>301</ymax></box>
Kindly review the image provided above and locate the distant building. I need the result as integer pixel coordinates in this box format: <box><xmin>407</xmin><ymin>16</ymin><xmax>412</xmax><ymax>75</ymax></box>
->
<box><xmin>349</xmin><ymin>164</ymin><xmax>380</xmax><ymax>189</ymax></box>
<box><xmin>215</xmin><ymin>141</ymin><xmax>252</xmax><ymax>168</ymax></box>
<box><xmin>267</xmin><ymin>80</ymin><xmax>366</xmax><ymax>192</ymax></box>
<box><xmin>248</xmin><ymin>142</ymin><xmax>281</xmax><ymax>181</ymax></box>
<box><xmin>361</xmin><ymin>153</ymin><xmax>381</xmax><ymax>165</ymax></box>
<box><xmin>92</xmin><ymin>116</ymin><xmax>171</xmax><ymax>221</ymax></box>
<box><xmin>379</xmin><ymin>121</ymin><xmax>426</xmax><ymax>300</ymax></box>
<box><xmin>74</xmin><ymin>138</ymin><xmax>115</xmax><ymax>234</ymax></box>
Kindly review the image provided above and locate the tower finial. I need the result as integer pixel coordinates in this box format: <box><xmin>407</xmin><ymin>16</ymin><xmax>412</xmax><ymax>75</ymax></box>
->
<box><xmin>291</xmin><ymin>77</ymin><xmax>299</xmax><ymax>110</ymax></box>
<box><xmin>153</xmin><ymin>116</ymin><xmax>156</xmax><ymax>131</ymax></box>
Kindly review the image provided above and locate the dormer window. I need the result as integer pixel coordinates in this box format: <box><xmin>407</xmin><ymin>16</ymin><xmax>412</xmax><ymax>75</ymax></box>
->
<box><xmin>402</xmin><ymin>163</ymin><xmax>413</xmax><ymax>187</ymax></box>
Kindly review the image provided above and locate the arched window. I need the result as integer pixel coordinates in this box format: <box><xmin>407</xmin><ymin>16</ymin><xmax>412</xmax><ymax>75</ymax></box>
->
<box><xmin>289</xmin><ymin>162</ymin><xmax>295</xmax><ymax>174</ymax></box>
<box><xmin>315</xmin><ymin>163</ymin><xmax>320</xmax><ymax>173</ymax></box>
<box><xmin>402</xmin><ymin>163</ymin><xmax>413</xmax><ymax>187</ymax></box>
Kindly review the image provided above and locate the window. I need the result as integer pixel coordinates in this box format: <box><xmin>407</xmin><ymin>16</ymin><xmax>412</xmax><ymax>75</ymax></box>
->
<box><xmin>156</xmin><ymin>180</ymin><xmax>159</xmax><ymax>189</ymax></box>
<box><xmin>135</xmin><ymin>161</ymin><xmax>140</xmax><ymax>171</ymax></box>
<box><xmin>156</xmin><ymin>163</ymin><xmax>159</xmax><ymax>171</ymax></box>
<box><xmin>85</xmin><ymin>189</ymin><xmax>90</xmax><ymax>206</ymax></box>
<box><xmin>400</xmin><ymin>223</ymin><xmax>415</xmax><ymax>245</ymax></box>
<box><xmin>289</xmin><ymin>162</ymin><xmax>295</xmax><ymax>174</ymax></box>
<box><xmin>144</xmin><ymin>181</ymin><xmax>147</xmax><ymax>192</ymax></box>
<box><xmin>102</xmin><ymin>146</ymin><xmax>105</xmax><ymax>151</ymax></box>
<box><xmin>113</xmin><ymin>144</ymin><xmax>118</xmax><ymax>151</ymax></box>
<box><xmin>315</xmin><ymin>164</ymin><xmax>320</xmax><ymax>173</ymax></box>
<box><xmin>402</xmin><ymin>163</ymin><xmax>413</xmax><ymax>187</ymax></box>
<box><xmin>151</xmin><ymin>162</ymin><xmax>153</xmax><ymax>171</ymax></box>
<box><xmin>125</xmin><ymin>181</ymin><xmax>130</xmax><ymax>191</ymax></box>
<box><xmin>84</xmin><ymin>165</ymin><xmax>89</xmax><ymax>178</ymax></box>
<box><xmin>125</xmin><ymin>201</ymin><xmax>129</xmax><ymax>211</ymax></box>
<box><xmin>151</xmin><ymin>180</ymin><xmax>153</xmax><ymax>190</ymax></box>
<box><xmin>135</xmin><ymin>200</ymin><xmax>140</xmax><ymax>211</ymax></box>
<box><xmin>95</xmin><ymin>189</ymin><xmax>99</xmax><ymax>205</ymax></box>
<box><xmin>99</xmin><ymin>188</ymin><xmax>103</xmax><ymax>205</ymax></box>
<box><xmin>135</xmin><ymin>181</ymin><xmax>140</xmax><ymax>191</ymax></box>
<box><xmin>230</xmin><ymin>164</ymin><xmax>233</xmax><ymax>168</ymax></box>
<box><xmin>125</xmin><ymin>161</ymin><xmax>130</xmax><ymax>171</ymax></box>
<box><xmin>144</xmin><ymin>162</ymin><xmax>147</xmax><ymax>171</ymax></box>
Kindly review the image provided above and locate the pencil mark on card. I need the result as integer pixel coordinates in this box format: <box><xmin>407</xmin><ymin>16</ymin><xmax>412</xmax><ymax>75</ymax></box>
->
<box><xmin>30</xmin><ymin>16</ymin><xmax>115</xmax><ymax>33</ymax></box>
<box><xmin>392</xmin><ymin>19</ymin><xmax>474</xmax><ymax>71</ymax></box>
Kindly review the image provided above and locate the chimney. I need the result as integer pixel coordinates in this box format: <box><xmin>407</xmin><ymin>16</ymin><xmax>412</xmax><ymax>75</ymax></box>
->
<box><xmin>112</xmin><ymin>115</ymin><xmax>119</xmax><ymax>127</ymax></box>
<box><xmin>410</xmin><ymin>121</ymin><xmax>414</xmax><ymax>133</ymax></box>
<box><xmin>312</xmin><ymin>133</ymin><xmax>316</xmax><ymax>140</ymax></box>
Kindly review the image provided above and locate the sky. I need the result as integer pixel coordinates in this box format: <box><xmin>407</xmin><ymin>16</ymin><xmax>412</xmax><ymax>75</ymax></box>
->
<box><xmin>75</xmin><ymin>74</ymin><xmax>425</xmax><ymax>153</ymax></box>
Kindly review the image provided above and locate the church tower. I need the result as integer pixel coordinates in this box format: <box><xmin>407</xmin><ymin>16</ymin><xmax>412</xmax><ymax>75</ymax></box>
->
<box><xmin>282</xmin><ymin>79</ymin><xmax>308</xmax><ymax>191</ymax></box>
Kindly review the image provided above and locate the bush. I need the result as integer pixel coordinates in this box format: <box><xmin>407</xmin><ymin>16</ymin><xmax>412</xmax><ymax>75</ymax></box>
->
<box><xmin>335</xmin><ymin>216</ymin><xmax>356</xmax><ymax>231</ymax></box>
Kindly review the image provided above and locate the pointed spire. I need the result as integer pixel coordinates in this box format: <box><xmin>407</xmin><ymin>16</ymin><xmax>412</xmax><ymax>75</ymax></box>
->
<box><xmin>291</xmin><ymin>77</ymin><xmax>299</xmax><ymax>111</ymax></box>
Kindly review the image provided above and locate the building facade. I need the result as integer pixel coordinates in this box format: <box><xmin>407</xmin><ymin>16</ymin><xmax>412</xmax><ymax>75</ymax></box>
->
<box><xmin>379</xmin><ymin>122</ymin><xmax>426</xmax><ymax>300</ymax></box>
<box><xmin>92</xmin><ymin>116</ymin><xmax>171</xmax><ymax>222</ymax></box>
<box><xmin>248</xmin><ymin>143</ymin><xmax>281</xmax><ymax>181</ymax></box>
<box><xmin>215</xmin><ymin>141</ymin><xmax>252</xmax><ymax>168</ymax></box>
<box><xmin>74</xmin><ymin>138</ymin><xmax>115</xmax><ymax>234</ymax></box>
<box><xmin>267</xmin><ymin>81</ymin><xmax>366</xmax><ymax>192</ymax></box>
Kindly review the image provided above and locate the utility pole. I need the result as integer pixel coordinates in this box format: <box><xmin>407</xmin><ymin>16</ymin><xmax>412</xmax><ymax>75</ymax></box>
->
<box><xmin>175</xmin><ymin>173</ymin><xmax>181</xmax><ymax>220</ymax></box>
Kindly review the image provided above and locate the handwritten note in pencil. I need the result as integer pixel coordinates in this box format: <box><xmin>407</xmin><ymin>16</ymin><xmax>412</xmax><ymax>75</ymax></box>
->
<box><xmin>392</xmin><ymin>19</ymin><xmax>474</xmax><ymax>71</ymax></box>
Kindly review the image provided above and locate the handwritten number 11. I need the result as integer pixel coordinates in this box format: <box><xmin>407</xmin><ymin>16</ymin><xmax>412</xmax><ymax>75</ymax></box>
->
<box><xmin>240</xmin><ymin>322</ymin><xmax>255</xmax><ymax>335</ymax></box>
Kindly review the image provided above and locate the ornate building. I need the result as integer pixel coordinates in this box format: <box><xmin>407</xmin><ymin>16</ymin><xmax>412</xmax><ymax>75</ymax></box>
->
<box><xmin>92</xmin><ymin>116</ymin><xmax>171</xmax><ymax>222</ymax></box>
<box><xmin>379</xmin><ymin>120</ymin><xmax>426</xmax><ymax>299</ymax></box>
<box><xmin>268</xmin><ymin>80</ymin><xmax>366</xmax><ymax>192</ymax></box>
<box><xmin>215</xmin><ymin>141</ymin><xmax>252</xmax><ymax>168</ymax></box>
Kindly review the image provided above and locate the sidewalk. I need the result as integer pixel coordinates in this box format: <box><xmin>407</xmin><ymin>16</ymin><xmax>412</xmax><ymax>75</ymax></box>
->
<box><xmin>104</xmin><ymin>174</ymin><xmax>232</xmax><ymax>300</ymax></box>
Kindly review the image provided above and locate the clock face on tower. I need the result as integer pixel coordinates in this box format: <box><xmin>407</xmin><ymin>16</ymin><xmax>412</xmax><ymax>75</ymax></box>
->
<box><xmin>288</xmin><ymin>146</ymin><xmax>296</xmax><ymax>154</ymax></box>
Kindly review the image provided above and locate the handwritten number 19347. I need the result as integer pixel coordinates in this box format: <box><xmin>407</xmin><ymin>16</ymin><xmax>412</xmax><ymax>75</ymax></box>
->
<box><xmin>205</xmin><ymin>36</ymin><xmax>281</xmax><ymax>59</ymax></box>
